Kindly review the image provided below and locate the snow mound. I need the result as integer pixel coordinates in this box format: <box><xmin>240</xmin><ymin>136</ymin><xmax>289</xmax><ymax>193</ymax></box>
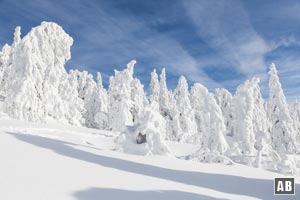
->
<box><xmin>115</xmin><ymin>103</ymin><xmax>170</xmax><ymax>155</ymax></box>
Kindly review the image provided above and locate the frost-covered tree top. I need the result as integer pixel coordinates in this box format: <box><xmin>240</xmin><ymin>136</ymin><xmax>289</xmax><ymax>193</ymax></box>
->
<box><xmin>174</xmin><ymin>76</ymin><xmax>191</xmax><ymax>110</ymax></box>
<box><xmin>150</xmin><ymin>69</ymin><xmax>160</xmax><ymax>104</ymax></box>
<box><xmin>159</xmin><ymin>68</ymin><xmax>170</xmax><ymax>112</ymax></box>
<box><xmin>268</xmin><ymin>63</ymin><xmax>291</xmax><ymax>121</ymax></box>
<box><xmin>97</xmin><ymin>72</ymin><xmax>103</xmax><ymax>89</ymax></box>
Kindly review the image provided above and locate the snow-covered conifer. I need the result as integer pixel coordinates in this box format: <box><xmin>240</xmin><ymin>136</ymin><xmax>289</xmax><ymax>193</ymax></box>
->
<box><xmin>58</xmin><ymin>70</ymin><xmax>85</xmax><ymax>125</ymax></box>
<box><xmin>76</xmin><ymin>70</ymin><xmax>99</xmax><ymax>127</ymax></box>
<box><xmin>290</xmin><ymin>100</ymin><xmax>300</xmax><ymax>143</ymax></box>
<box><xmin>268</xmin><ymin>63</ymin><xmax>298</xmax><ymax>153</ymax></box>
<box><xmin>159</xmin><ymin>68</ymin><xmax>171</xmax><ymax>118</ymax></box>
<box><xmin>94</xmin><ymin>72</ymin><xmax>109</xmax><ymax>129</ymax></box>
<box><xmin>150</xmin><ymin>69</ymin><xmax>160</xmax><ymax>104</ymax></box>
<box><xmin>174</xmin><ymin>76</ymin><xmax>197</xmax><ymax>141</ymax></box>
<box><xmin>215</xmin><ymin>88</ymin><xmax>234</xmax><ymax>136</ymax></box>
<box><xmin>108</xmin><ymin>60</ymin><xmax>147</xmax><ymax>131</ymax></box>
<box><xmin>4</xmin><ymin>22</ymin><xmax>75</xmax><ymax>123</ymax></box>
<box><xmin>0</xmin><ymin>44</ymin><xmax>12</xmax><ymax>95</ymax></box>
<box><xmin>190</xmin><ymin>83</ymin><xmax>228</xmax><ymax>153</ymax></box>
<box><xmin>231</xmin><ymin>79</ymin><xmax>256</xmax><ymax>155</ymax></box>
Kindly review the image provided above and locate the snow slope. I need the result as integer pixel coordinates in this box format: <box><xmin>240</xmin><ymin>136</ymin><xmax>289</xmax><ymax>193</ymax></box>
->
<box><xmin>0</xmin><ymin>115</ymin><xmax>299</xmax><ymax>200</ymax></box>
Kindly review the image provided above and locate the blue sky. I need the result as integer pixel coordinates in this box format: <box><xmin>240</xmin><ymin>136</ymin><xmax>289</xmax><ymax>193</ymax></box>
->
<box><xmin>1</xmin><ymin>0</ymin><xmax>300</xmax><ymax>102</ymax></box>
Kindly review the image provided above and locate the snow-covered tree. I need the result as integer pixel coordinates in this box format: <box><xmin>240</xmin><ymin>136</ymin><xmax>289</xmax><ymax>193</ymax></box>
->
<box><xmin>0</xmin><ymin>44</ymin><xmax>12</xmax><ymax>96</ymax></box>
<box><xmin>268</xmin><ymin>63</ymin><xmax>298</xmax><ymax>153</ymax></box>
<box><xmin>108</xmin><ymin>60</ymin><xmax>147</xmax><ymax>131</ymax></box>
<box><xmin>173</xmin><ymin>76</ymin><xmax>197</xmax><ymax>141</ymax></box>
<box><xmin>251</xmin><ymin>78</ymin><xmax>272</xmax><ymax>154</ymax></box>
<box><xmin>215</xmin><ymin>88</ymin><xmax>234</xmax><ymax>136</ymax></box>
<box><xmin>165</xmin><ymin>92</ymin><xmax>182</xmax><ymax>141</ymax></box>
<box><xmin>0</xmin><ymin>27</ymin><xmax>21</xmax><ymax>96</ymax></box>
<box><xmin>190</xmin><ymin>83</ymin><xmax>228</xmax><ymax>154</ymax></box>
<box><xmin>76</xmin><ymin>70</ymin><xmax>100</xmax><ymax>128</ymax></box>
<box><xmin>58</xmin><ymin>70</ymin><xmax>85</xmax><ymax>125</ymax></box>
<box><xmin>4</xmin><ymin>22</ymin><xmax>79</xmax><ymax>124</ymax></box>
<box><xmin>150</xmin><ymin>69</ymin><xmax>160</xmax><ymax>104</ymax></box>
<box><xmin>231</xmin><ymin>79</ymin><xmax>257</xmax><ymax>155</ymax></box>
<box><xmin>94</xmin><ymin>72</ymin><xmax>109</xmax><ymax>129</ymax></box>
<box><xmin>130</xmin><ymin>77</ymin><xmax>149</xmax><ymax>124</ymax></box>
<box><xmin>159</xmin><ymin>68</ymin><xmax>171</xmax><ymax>118</ymax></box>
<box><xmin>290</xmin><ymin>100</ymin><xmax>300</xmax><ymax>144</ymax></box>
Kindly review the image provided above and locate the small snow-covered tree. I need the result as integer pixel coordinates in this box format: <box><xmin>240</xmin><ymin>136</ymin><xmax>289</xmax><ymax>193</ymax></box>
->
<box><xmin>94</xmin><ymin>72</ymin><xmax>109</xmax><ymax>129</ymax></box>
<box><xmin>108</xmin><ymin>60</ymin><xmax>147</xmax><ymax>131</ymax></box>
<box><xmin>174</xmin><ymin>76</ymin><xmax>197</xmax><ymax>141</ymax></box>
<box><xmin>58</xmin><ymin>70</ymin><xmax>85</xmax><ymax>125</ymax></box>
<box><xmin>159</xmin><ymin>68</ymin><xmax>171</xmax><ymax>118</ymax></box>
<box><xmin>76</xmin><ymin>70</ymin><xmax>100</xmax><ymax>128</ymax></box>
<box><xmin>268</xmin><ymin>63</ymin><xmax>298</xmax><ymax>153</ymax></box>
<box><xmin>290</xmin><ymin>100</ymin><xmax>300</xmax><ymax>144</ymax></box>
<box><xmin>215</xmin><ymin>88</ymin><xmax>234</xmax><ymax>136</ymax></box>
<box><xmin>0</xmin><ymin>44</ymin><xmax>12</xmax><ymax>96</ymax></box>
<box><xmin>252</xmin><ymin>79</ymin><xmax>270</xmax><ymax>133</ymax></box>
<box><xmin>0</xmin><ymin>27</ymin><xmax>20</xmax><ymax>96</ymax></box>
<box><xmin>150</xmin><ymin>69</ymin><xmax>160</xmax><ymax>104</ymax></box>
<box><xmin>251</xmin><ymin>78</ymin><xmax>272</xmax><ymax>154</ymax></box>
<box><xmin>190</xmin><ymin>83</ymin><xmax>228</xmax><ymax>154</ymax></box>
<box><xmin>231</xmin><ymin>79</ymin><xmax>256</xmax><ymax>155</ymax></box>
<box><xmin>166</xmin><ymin>91</ymin><xmax>182</xmax><ymax>141</ymax></box>
<box><xmin>130</xmin><ymin>78</ymin><xmax>149</xmax><ymax>124</ymax></box>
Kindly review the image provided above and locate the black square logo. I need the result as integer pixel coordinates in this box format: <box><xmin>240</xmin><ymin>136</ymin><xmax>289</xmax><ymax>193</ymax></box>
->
<box><xmin>274</xmin><ymin>178</ymin><xmax>295</xmax><ymax>195</ymax></box>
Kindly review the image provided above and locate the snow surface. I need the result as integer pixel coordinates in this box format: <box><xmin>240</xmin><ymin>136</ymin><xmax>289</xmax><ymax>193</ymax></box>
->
<box><xmin>1</xmin><ymin>115</ymin><xmax>299</xmax><ymax>200</ymax></box>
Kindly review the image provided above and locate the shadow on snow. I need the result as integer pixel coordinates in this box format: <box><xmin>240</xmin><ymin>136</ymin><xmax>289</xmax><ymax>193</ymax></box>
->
<box><xmin>7</xmin><ymin>132</ymin><xmax>299</xmax><ymax>200</ymax></box>
<box><xmin>74</xmin><ymin>188</ymin><xmax>227</xmax><ymax>200</ymax></box>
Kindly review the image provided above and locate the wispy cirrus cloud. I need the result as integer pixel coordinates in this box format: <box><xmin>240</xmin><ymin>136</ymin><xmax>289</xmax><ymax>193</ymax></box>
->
<box><xmin>182</xmin><ymin>0</ymin><xmax>269</xmax><ymax>76</ymax></box>
<box><xmin>0</xmin><ymin>0</ymin><xmax>221</xmax><ymax>90</ymax></box>
<box><xmin>1</xmin><ymin>0</ymin><xmax>300</xmax><ymax>101</ymax></box>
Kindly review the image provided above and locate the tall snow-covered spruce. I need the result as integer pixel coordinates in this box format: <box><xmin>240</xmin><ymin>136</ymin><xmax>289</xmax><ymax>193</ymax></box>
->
<box><xmin>268</xmin><ymin>63</ymin><xmax>298</xmax><ymax>154</ymax></box>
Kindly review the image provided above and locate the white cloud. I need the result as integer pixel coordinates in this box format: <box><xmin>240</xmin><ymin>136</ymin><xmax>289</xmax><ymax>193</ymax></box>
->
<box><xmin>182</xmin><ymin>0</ymin><xmax>269</xmax><ymax>76</ymax></box>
